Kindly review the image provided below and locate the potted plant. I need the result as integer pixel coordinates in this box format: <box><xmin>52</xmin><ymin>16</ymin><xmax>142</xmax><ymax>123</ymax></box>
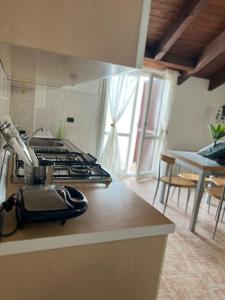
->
<box><xmin>210</xmin><ymin>124</ymin><xmax>225</xmax><ymax>148</ymax></box>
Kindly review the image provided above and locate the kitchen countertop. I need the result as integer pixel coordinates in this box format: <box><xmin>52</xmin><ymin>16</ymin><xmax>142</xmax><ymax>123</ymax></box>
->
<box><xmin>0</xmin><ymin>179</ymin><xmax>175</xmax><ymax>256</ymax></box>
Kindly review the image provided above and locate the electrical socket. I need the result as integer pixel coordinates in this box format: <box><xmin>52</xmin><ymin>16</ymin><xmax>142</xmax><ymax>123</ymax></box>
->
<box><xmin>66</xmin><ymin>117</ymin><xmax>74</xmax><ymax>123</ymax></box>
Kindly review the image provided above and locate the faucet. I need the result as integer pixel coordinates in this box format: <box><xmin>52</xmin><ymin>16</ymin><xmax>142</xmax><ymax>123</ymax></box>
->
<box><xmin>31</xmin><ymin>128</ymin><xmax>44</xmax><ymax>138</ymax></box>
<box><xmin>28</xmin><ymin>128</ymin><xmax>44</xmax><ymax>145</ymax></box>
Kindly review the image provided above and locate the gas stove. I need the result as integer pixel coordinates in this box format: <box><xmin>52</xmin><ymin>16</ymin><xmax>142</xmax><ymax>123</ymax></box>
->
<box><xmin>12</xmin><ymin>144</ymin><xmax>112</xmax><ymax>185</ymax></box>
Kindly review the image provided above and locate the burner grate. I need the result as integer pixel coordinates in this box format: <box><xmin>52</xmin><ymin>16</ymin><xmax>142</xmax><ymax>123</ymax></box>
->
<box><xmin>15</xmin><ymin>150</ymin><xmax>111</xmax><ymax>184</ymax></box>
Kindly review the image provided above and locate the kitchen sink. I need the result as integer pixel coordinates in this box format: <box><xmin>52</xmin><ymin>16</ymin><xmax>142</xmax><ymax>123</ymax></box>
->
<box><xmin>29</xmin><ymin>138</ymin><xmax>64</xmax><ymax>147</ymax></box>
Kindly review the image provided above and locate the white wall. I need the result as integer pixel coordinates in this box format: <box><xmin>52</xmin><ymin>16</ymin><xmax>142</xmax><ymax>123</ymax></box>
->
<box><xmin>10</xmin><ymin>80</ymin><xmax>102</xmax><ymax>156</ymax></box>
<box><xmin>10</xmin><ymin>86</ymin><xmax>35</xmax><ymax>135</ymax></box>
<box><xmin>168</xmin><ymin>77</ymin><xmax>225</xmax><ymax>151</ymax></box>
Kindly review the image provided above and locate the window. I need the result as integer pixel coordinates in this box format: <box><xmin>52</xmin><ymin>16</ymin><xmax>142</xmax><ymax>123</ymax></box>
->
<box><xmin>99</xmin><ymin>70</ymin><xmax>166</xmax><ymax>177</ymax></box>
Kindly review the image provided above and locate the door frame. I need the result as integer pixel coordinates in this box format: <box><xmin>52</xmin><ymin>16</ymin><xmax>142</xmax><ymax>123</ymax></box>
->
<box><xmin>97</xmin><ymin>68</ymin><xmax>167</xmax><ymax>177</ymax></box>
<box><xmin>135</xmin><ymin>71</ymin><xmax>165</xmax><ymax>180</ymax></box>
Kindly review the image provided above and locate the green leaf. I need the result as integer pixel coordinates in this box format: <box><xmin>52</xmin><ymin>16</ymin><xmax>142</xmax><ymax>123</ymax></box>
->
<box><xmin>210</xmin><ymin>123</ymin><xmax>225</xmax><ymax>142</ymax></box>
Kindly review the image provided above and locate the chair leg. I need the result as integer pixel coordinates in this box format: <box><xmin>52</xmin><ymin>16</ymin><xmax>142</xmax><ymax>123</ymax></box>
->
<box><xmin>221</xmin><ymin>205</ymin><xmax>225</xmax><ymax>223</ymax></box>
<box><xmin>213</xmin><ymin>201</ymin><xmax>223</xmax><ymax>239</ymax></box>
<box><xmin>152</xmin><ymin>178</ymin><xmax>160</xmax><ymax>205</ymax></box>
<box><xmin>163</xmin><ymin>184</ymin><xmax>171</xmax><ymax>215</ymax></box>
<box><xmin>170</xmin><ymin>186</ymin><xmax>176</xmax><ymax>202</ymax></box>
<box><xmin>215</xmin><ymin>204</ymin><xmax>220</xmax><ymax>221</ymax></box>
<box><xmin>185</xmin><ymin>188</ymin><xmax>191</xmax><ymax>215</ymax></box>
<box><xmin>177</xmin><ymin>187</ymin><xmax>181</xmax><ymax>207</ymax></box>
<box><xmin>213</xmin><ymin>189</ymin><xmax>225</xmax><ymax>239</ymax></box>
<box><xmin>207</xmin><ymin>194</ymin><xmax>211</xmax><ymax>214</ymax></box>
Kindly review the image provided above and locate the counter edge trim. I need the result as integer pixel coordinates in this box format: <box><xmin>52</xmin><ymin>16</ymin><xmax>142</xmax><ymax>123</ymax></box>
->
<box><xmin>0</xmin><ymin>223</ymin><xmax>175</xmax><ymax>256</ymax></box>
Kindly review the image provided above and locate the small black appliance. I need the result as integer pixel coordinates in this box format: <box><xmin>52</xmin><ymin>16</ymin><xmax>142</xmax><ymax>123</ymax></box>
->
<box><xmin>0</xmin><ymin>185</ymin><xmax>88</xmax><ymax>236</ymax></box>
<box><xmin>16</xmin><ymin>185</ymin><xmax>88</xmax><ymax>227</ymax></box>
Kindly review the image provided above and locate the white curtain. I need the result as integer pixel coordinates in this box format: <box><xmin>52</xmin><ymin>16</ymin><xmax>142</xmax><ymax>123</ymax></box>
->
<box><xmin>100</xmin><ymin>73</ymin><xmax>138</xmax><ymax>177</ymax></box>
<box><xmin>152</xmin><ymin>69</ymin><xmax>178</xmax><ymax>176</ymax></box>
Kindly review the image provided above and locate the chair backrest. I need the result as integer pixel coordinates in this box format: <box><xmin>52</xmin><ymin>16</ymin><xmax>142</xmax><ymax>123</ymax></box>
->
<box><xmin>160</xmin><ymin>154</ymin><xmax>175</xmax><ymax>165</ymax></box>
<box><xmin>156</xmin><ymin>153</ymin><xmax>175</xmax><ymax>181</ymax></box>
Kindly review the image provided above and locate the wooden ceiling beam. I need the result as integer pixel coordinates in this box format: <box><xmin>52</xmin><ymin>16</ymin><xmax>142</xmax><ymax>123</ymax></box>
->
<box><xmin>208</xmin><ymin>69</ymin><xmax>225</xmax><ymax>91</ymax></box>
<box><xmin>145</xmin><ymin>42</ymin><xmax>195</xmax><ymax>71</ymax></box>
<box><xmin>163</xmin><ymin>54</ymin><xmax>195</xmax><ymax>70</ymax></box>
<box><xmin>178</xmin><ymin>29</ymin><xmax>225</xmax><ymax>85</ymax></box>
<box><xmin>144</xmin><ymin>57</ymin><xmax>194</xmax><ymax>72</ymax></box>
<box><xmin>143</xmin><ymin>58</ymin><xmax>166</xmax><ymax>70</ymax></box>
<box><xmin>154</xmin><ymin>0</ymin><xmax>208</xmax><ymax>60</ymax></box>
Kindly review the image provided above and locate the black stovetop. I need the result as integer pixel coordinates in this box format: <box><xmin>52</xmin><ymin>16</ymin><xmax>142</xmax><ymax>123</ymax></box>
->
<box><xmin>15</xmin><ymin>149</ymin><xmax>112</xmax><ymax>184</ymax></box>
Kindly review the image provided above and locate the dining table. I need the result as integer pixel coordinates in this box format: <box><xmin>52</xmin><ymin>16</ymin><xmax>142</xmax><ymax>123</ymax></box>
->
<box><xmin>159</xmin><ymin>150</ymin><xmax>225</xmax><ymax>232</ymax></box>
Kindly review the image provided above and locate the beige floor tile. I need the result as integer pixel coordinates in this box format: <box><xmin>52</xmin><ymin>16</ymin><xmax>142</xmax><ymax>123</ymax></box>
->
<box><xmin>123</xmin><ymin>177</ymin><xmax>225</xmax><ymax>300</ymax></box>
<box><xmin>164</xmin><ymin>248</ymin><xmax>186</xmax><ymax>262</ymax></box>
<box><xmin>190</xmin><ymin>257</ymin><xmax>225</xmax><ymax>288</ymax></box>
<box><xmin>163</xmin><ymin>257</ymin><xmax>194</xmax><ymax>275</ymax></box>
<box><xmin>164</xmin><ymin>274</ymin><xmax>210</xmax><ymax>299</ymax></box>
<box><xmin>159</xmin><ymin>275</ymin><xmax>174</xmax><ymax>294</ymax></box>
<box><xmin>157</xmin><ymin>293</ymin><xmax>177</xmax><ymax>299</ymax></box>
<box><xmin>210</xmin><ymin>288</ymin><xmax>225</xmax><ymax>300</ymax></box>
<box><xmin>198</xmin><ymin>271</ymin><xmax>225</xmax><ymax>289</ymax></box>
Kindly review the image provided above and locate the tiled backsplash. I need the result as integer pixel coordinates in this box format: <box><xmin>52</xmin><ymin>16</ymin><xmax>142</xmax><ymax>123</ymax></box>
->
<box><xmin>10</xmin><ymin>86</ymin><xmax>35</xmax><ymax>135</ymax></box>
<box><xmin>10</xmin><ymin>80</ymin><xmax>102</xmax><ymax>155</ymax></box>
<box><xmin>0</xmin><ymin>61</ymin><xmax>10</xmax><ymax>148</ymax></box>
<box><xmin>0</xmin><ymin>61</ymin><xmax>10</xmax><ymax>102</ymax></box>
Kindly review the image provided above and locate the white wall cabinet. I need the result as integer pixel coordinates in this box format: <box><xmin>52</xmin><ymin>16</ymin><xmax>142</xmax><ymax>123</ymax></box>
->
<box><xmin>0</xmin><ymin>0</ymin><xmax>150</xmax><ymax>68</ymax></box>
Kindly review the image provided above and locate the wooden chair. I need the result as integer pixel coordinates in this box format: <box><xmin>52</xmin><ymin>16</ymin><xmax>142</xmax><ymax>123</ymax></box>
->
<box><xmin>152</xmin><ymin>154</ymin><xmax>196</xmax><ymax>214</ymax></box>
<box><xmin>174</xmin><ymin>172</ymin><xmax>198</xmax><ymax>208</ymax></box>
<box><xmin>205</xmin><ymin>176</ymin><xmax>225</xmax><ymax>238</ymax></box>
<box><xmin>179</xmin><ymin>172</ymin><xmax>199</xmax><ymax>182</ymax></box>
<box><xmin>179</xmin><ymin>172</ymin><xmax>210</xmax><ymax>184</ymax></box>
<box><xmin>179</xmin><ymin>172</ymin><xmax>210</xmax><ymax>212</ymax></box>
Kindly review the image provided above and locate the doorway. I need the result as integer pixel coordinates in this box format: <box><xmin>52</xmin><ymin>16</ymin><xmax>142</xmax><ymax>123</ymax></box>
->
<box><xmin>99</xmin><ymin>70</ymin><xmax>165</xmax><ymax>178</ymax></box>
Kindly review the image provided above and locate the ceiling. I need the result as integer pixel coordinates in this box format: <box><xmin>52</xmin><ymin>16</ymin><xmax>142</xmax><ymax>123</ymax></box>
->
<box><xmin>145</xmin><ymin>0</ymin><xmax>225</xmax><ymax>90</ymax></box>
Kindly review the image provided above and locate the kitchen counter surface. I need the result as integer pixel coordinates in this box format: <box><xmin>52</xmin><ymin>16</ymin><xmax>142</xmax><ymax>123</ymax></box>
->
<box><xmin>0</xmin><ymin>179</ymin><xmax>175</xmax><ymax>256</ymax></box>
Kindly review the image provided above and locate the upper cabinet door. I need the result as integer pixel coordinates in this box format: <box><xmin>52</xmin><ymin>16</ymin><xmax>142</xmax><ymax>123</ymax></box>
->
<box><xmin>0</xmin><ymin>0</ymin><xmax>151</xmax><ymax>68</ymax></box>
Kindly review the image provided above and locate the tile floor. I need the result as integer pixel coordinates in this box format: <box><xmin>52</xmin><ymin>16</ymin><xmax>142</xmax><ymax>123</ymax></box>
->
<box><xmin>123</xmin><ymin>177</ymin><xmax>225</xmax><ymax>300</ymax></box>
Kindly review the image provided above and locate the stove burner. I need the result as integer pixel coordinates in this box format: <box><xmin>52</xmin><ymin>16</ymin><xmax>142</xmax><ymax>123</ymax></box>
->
<box><xmin>15</xmin><ymin>149</ymin><xmax>112</xmax><ymax>184</ymax></box>
<box><xmin>70</xmin><ymin>165</ymin><xmax>91</xmax><ymax>175</ymax></box>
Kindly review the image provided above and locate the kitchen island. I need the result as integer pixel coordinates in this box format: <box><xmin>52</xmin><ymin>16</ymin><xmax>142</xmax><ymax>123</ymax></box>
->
<box><xmin>0</xmin><ymin>179</ymin><xmax>174</xmax><ymax>300</ymax></box>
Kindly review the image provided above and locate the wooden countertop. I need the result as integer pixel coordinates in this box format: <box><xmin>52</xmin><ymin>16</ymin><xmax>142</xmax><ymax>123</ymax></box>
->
<box><xmin>0</xmin><ymin>179</ymin><xmax>174</xmax><ymax>256</ymax></box>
